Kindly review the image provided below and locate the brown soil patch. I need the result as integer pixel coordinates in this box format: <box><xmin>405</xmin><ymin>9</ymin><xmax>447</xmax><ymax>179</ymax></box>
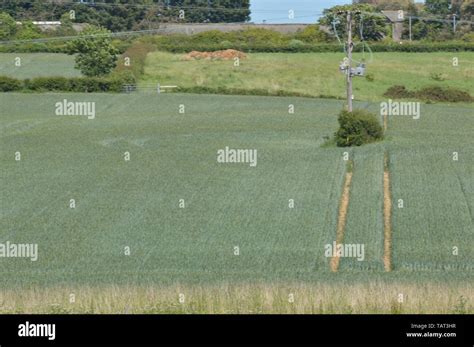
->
<box><xmin>383</xmin><ymin>155</ymin><xmax>392</xmax><ymax>272</ymax></box>
<box><xmin>330</xmin><ymin>172</ymin><xmax>353</xmax><ymax>272</ymax></box>
<box><xmin>184</xmin><ymin>49</ymin><xmax>247</xmax><ymax>61</ymax></box>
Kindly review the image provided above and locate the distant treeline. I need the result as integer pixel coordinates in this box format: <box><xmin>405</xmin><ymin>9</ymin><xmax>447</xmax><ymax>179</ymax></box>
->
<box><xmin>0</xmin><ymin>0</ymin><xmax>251</xmax><ymax>31</ymax></box>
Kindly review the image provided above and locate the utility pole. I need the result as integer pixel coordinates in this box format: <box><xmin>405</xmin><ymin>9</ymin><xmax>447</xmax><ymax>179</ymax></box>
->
<box><xmin>346</xmin><ymin>11</ymin><xmax>354</xmax><ymax>112</ymax></box>
<box><xmin>409</xmin><ymin>16</ymin><xmax>412</xmax><ymax>41</ymax></box>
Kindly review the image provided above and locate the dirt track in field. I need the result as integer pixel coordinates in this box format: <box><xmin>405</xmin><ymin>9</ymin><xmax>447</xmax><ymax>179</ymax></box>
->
<box><xmin>330</xmin><ymin>171</ymin><xmax>353</xmax><ymax>272</ymax></box>
<box><xmin>383</xmin><ymin>155</ymin><xmax>392</xmax><ymax>272</ymax></box>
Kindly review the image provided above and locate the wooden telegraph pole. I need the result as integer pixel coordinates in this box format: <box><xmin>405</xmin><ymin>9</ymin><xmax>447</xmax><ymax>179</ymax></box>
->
<box><xmin>346</xmin><ymin>11</ymin><xmax>353</xmax><ymax>112</ymax></box>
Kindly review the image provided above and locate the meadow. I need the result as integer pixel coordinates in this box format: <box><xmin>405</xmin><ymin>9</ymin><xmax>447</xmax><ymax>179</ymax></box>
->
<box><xmin>1</xmin><ymin>92</ymin><xmax>473</xmax><ymax>313</ymax></box>
<box><xmin>142</xmin><ymin>51</ymin><xmax>474</xmax><ymax>101</ymax></box>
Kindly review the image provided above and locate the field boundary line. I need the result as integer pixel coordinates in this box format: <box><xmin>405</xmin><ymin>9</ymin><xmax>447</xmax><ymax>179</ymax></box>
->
<box><xmin>330</xmin><ymin>160</ymin><xmax>353</xmax><ymax>272</ymax></box>
<box><xmin>383</xmin><ymin>153</ymin><xmax>392</xmax><ymax>272</ymax></box>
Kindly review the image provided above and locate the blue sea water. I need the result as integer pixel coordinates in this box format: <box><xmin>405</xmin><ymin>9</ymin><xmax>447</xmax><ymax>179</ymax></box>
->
<box><xmin>250</xmin><ymin>0</ymin><xmax>351</xmax><ymax>24</ymax></box>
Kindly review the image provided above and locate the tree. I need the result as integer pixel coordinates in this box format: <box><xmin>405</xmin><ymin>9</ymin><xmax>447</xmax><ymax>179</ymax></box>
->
<box><xmin>319</xmin><ymin>4</ymin><xmax>389</xmax><ymax>42</ymax></box>
<box><xmin>0</xmin><ymin>11</ymin><xmax>17</xmax><ymax>40</ymax></box>
<box><xmin>461</xmin><ymin>0</ymin><xmax>474</xmax><ymax>20</ymax></box>
<box><xmin>425</xmin><ymin>0</ymin><xmax>451</xmax><ymax>15</ymax></box>
<box><xmin>66</xmin><ymin>26</ymin><xmax>119</xmax><ymax>77</ymax></box>
<box><xmin>15</xmin><ymin>21</ymin><xmax>41</xmax><ymax>40</ymax></box>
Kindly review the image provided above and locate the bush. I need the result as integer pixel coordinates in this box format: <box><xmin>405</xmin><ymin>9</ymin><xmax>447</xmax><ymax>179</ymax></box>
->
<box><xmin>220</xmin><ymin>40</ymin><xmax>233</xmax><ymax>49</ymax></box>
<box><xmin>190</xmin><ymin>30</ymin><xmax>231</xmax><ymax>44</ymax></box>
<box><xmin>293</xmin><ymin>24</ymin><xmax>330</xmax><ymax>43</ymax></box>
<box><xmin>288</xmin><ymin>39</ymin><xmax>306</xmax><ymax>50</ymax></box>
<box><xmin>365</xmin><ymin>73</ymin><xmax>375</xmax><ymax>82</ymax></box>
<box><xmin>28</xmin><ymin>77</ymin><xmax>70</xmax><ymax>91</ymax></box>
<box><xmin>335</xmin><ymin>109</ymin><xmax>383</xmax><ymax>147</ymax></box>
<box><xmin>416</xmin><ymin>86</ymin><xmax>472</xmax><ymax>102</ymax></box>
<box><xmin>384</xmin><ymin>85</ymin><xmax>414</xmax><ymax>98</ymax></box>
<box><xmin>0</xmin><ymin>76</ymin><xmax>22</xmax><ymax>92</ymax></box>
<box><xmin>384</xmin><ymin>85</ymin><xmax>472</xmax><ymax>102</ymax></box>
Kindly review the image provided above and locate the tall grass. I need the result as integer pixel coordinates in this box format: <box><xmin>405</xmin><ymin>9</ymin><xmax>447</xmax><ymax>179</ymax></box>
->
<box><xmin>0</xmin><ymin>282</ymin><xmax>472</xmax><ymax>314</ymax></box>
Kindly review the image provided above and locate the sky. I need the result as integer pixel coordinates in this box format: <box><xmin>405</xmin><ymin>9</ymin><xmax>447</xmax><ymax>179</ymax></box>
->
<box><xmin>250</xmin><ymin>0</ymin><xmax>426</xmax><ymax>24</ymax></box>
<box><xmin>250</xmin><ymin>0</ymin><xmax>351</xmax><ymax>24</ymax></box>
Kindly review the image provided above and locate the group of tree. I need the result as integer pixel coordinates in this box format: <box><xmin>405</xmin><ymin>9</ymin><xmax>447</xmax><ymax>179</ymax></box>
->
<box><xmin>0</xmin><ymin>0</ymin><xmax>250</xmax><ymax>32</ymax></box>
<box><xmin>0</xmin><ymin>11</ymin><xmax>43</xmax><ymax>41</ymax></box>
<box><xmin>320</xmin><ymin>0</ymin><xmax>473</xmax><ymax>42</ymax></box>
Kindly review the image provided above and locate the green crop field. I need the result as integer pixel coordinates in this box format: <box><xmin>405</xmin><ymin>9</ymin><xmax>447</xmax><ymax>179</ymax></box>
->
<box><xmin>0</xmin><ymin>53</ymin><xmax>81</xmax><ymax>78</ymax></box>
<box><xmin>1</xmin><ymin>92</ymin><xmax>473</xmax><ymax>313</ymax></box>
<box><xmin>142</xmin><ymin>52</ymin><xmax>474</xmax><ymax>101</ymax></box>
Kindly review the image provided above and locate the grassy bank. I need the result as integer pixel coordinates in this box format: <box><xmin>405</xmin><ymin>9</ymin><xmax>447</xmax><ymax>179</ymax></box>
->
<box><xmin>1</xmin><ymin>281</ymin><xmax>472</xmax><ymax>314</ymax></box>
<box><xmin>142</xmin><ymin>52</ymin><xmax>474</xmax><ymax>101</ymax></box>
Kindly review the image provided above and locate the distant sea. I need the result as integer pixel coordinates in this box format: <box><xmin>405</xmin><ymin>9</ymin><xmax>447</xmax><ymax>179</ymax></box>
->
<box><xmin>250</xmin><ymin>0</ymin><xmax>351</xmax><ymax>24</ymax></box>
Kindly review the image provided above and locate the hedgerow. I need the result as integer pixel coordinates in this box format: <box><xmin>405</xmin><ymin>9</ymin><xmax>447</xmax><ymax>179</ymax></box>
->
<box><xmin>0</xmin><ymin>73</ymin><xmax>135</xmax><ymax>93</ymax></box>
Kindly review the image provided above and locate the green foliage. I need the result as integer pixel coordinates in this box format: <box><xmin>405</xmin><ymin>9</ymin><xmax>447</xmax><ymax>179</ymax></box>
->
<box><xmin>384</xmin><ymin>85</ymin><xmax>472</xmax><ymax>102</ymax></box>
<box><xmin>319</xmin><ymin>4</ymin><xmax>389</xmax><ymax>41</ymax></box>
<box><xmin>365</xmin><ymin>73</ymin><xmax>375</xmax><ymax>82</ymax></box>
<box><xmin>384</xmin><ymin>85</ymin><xmax>413</xmax><ymax>98</ymax></box>
<box><xmin>0</xmin><ymin>74</ymin><xmax>135</xmax><ymax>93</ymax></box>
<box><xmin>425</xmin><ymin>0</ymin><xmax>452</xmax><ymax>15</ymax></box>
<box><xmin>288</xmin><ymin>39</ymin><xmax>305</xmax><ymax>49</ymax></box>
<box><xmin>294</xmin><ymin>25</ymin><xmax>330</xmax><ymax>43</ymax></box>
<box><xmin>461</xmin><ymin>0</ymin><xmax>474</xmax><ymax>20</ymax></box>
<box><xmin>417</xmin><ymin>85</ymin><xmax>473</xmax><ymax>102</ymax></box>
<box><xmin>66</xmin><ymin>26</ymin><xmax>119</xmax><ymax>77</ymax></box>
<box><xmin>190</xmin><ymin>30</ymin><xmax>232</xmax><ymax>44</ymax></box>
<box><xmin>149</xmin><ymin>30</ymin><xmax>474</xmax><ymax>53</ymax></box>
<box><xmin>335</xmin><ymin>109</ymin><xmax>383</xmax><ymax>147</ymax></box>
<box><xmin>15</xmin><ymin>21</ymin><xmax>42</xmax><ymax>40</ymax></box>
<box><xmin>0</xmin><ymin>0</ymin><xmax>251</xmax><ymax>31</ymax></box>
<box><xmin>0</xmin><ymin>75</ymin><xmax>22</xmax><ymax>91</ymax></box>
<box><xmin>0</xmin><ymin>11</ymin><xmax>16</xmax><ymax>40</ymax></box>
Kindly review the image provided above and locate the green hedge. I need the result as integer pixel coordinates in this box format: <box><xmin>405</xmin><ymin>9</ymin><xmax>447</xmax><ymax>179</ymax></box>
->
<box><xmin>0</xmin><ymin>39</ymin><xmax>130</xmax><ymax>54</ymax></box>
<box><xmin>0</xmin><ymin>76</ymin><xmax>23</xmax><ymax>91</ymax></box>
<box><xmin>153</xmin><ymin>41</ymin><xmax>474</xmax><ymax>53</ymax></box>
<box><xmin>3</xmin><ymin>36</ymin><xmax>472</xmax><ymax>54</ymax></box>
<box><xmin>0</xmin><ymin>72</ymin><xmax>135</xmax><ymax>93</ymax></box>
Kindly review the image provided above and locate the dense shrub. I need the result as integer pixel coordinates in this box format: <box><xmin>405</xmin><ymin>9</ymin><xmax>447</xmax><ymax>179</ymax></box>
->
<box><xmin>384</xmin><ymin>85</ymin><xmax>472</xmax><ymax>102</ymax></box>
<box><xmin>416</xmin><ymin>86</ymin><xmax>472</xmax><ymax>103</ymax></box>
<box><xmin>293</xmin><ymin>25</ymin><xmax>330</xmax><ymax>43</ymax></box>
<box><xmin>174</xmin><ymin>86</ymin><xmax>315</xmax><ymax>98</ymax></box>
<box><xmin>335</xmin><ymin>109</ymin><xmax>384</xmax><ymax>147</ymax></box>
<box><xmin>384</xmin><ymin>85</ymin><xmax>414</xmax><ymax>99</ymax></box>
<box><xmin>0</xmin><ymin>76</ymin><xmax>22</xmax><ymax>91</ymax></box>
<box><xmin>288</xmin><ymin>39</ymin><xmax>306</xmax><ymax>50</ymax></box>
<box><xmin>0</xmin><ymin>73</ymin><xmax>135</xmax><ymax>93</ymax></box>
<box><xmin>151</xmin><ymin>40</ymin><xmax>474</xmax><ymax>54</ymax></box>
<box><xmin>28</xmin><ymin>77</ymin><xmax>70</xmax><ymax>91</ymax></box>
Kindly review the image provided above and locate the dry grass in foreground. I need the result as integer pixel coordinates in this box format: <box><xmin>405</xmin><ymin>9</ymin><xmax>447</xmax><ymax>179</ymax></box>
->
<box><xmin>0</xmin><ymin>282</ymin><xmax>472</xmax><ymax>314</ymax></box>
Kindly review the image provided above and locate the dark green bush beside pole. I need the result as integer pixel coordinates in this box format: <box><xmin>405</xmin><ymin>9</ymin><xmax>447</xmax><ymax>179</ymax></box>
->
<box><xmin>335</xmin><ymin>109</ymin><xmax>384</xmax><ymax>147</ymax></box>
